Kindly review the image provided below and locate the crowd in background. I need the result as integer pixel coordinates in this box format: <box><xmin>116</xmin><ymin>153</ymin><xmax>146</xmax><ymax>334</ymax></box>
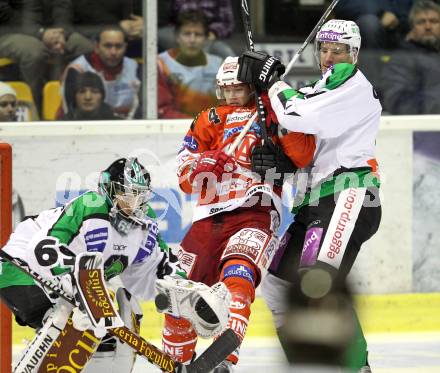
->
<box><xmin>0</xmin><ymin>0</ymin><xmax>439</xmax><ymax>122</ymax></box>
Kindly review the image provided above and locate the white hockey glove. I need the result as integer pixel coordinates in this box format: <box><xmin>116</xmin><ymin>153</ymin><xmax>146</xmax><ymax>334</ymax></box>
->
<box><xmin>155</xmin><ymin>277</ymin><xmax>231</xmax><ymax>338</ymax></box>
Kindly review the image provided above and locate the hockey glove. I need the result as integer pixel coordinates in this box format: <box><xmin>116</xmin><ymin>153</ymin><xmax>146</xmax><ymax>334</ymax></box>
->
<box><xmin>155</xmin><ymin>277</ymin><xmax>231</xmax><ymax>338</ymax></box>
<box><xmin>238</xmin><ymin>51</ymin><xmax>286</xmax><ymax>90</ymax></box>
<box><xmin>252</xmin><ymin>140</ymin><xmax>297</xmax><ymax>187</ymax></box>
<box><xmin>189</xmin><ymin>150</ymin><xmax>236</xmax><ymax>185</ymax></box>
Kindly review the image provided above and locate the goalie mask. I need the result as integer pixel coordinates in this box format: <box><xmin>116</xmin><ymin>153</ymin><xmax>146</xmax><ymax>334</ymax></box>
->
<box><xmin>314</xmin><ymin>19</ymin><xmax>361</xmax><ymax>66</ymax></box>
<box><xmin>99</xmin><ymin>157</ymin><xmax>152</xmax><ymax>233</ymax></box>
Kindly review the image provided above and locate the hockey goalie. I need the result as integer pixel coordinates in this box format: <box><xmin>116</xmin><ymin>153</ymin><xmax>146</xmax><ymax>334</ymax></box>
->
<box><xmin>0</xmin><ymin>157</ymin><xmax>231</xmax><ymax>373</ymax></box>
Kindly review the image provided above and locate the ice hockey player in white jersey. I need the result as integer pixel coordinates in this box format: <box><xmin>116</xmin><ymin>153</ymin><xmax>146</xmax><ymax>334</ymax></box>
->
<box><xmin>0</xmin><ymin>157</ymin><xmax>230</xmax><ymax>373</ymax></box>
<box><xmin>238</xmin><ymin>20</ymin><xmax>382</xmax><ymax>372</ymax></box>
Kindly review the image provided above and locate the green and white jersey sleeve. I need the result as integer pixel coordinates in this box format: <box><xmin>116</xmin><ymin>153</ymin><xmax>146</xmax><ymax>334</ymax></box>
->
<box><xmin>269</xmin><ymin>63</ymin><xmax>381</xmax><ymax>138</ymax></box>
<box><xmin>0</xmin><ymin>190</ymin><xmax>186</xmax><ymax>300</ymax></box>
<box><xmin>269</xmin><ymin>63</ymin><xmax>382</xmax><ymax>191</ymax></box>
<box><xmin>24</xmin><ymin>191</ymin><xmax>112</xmax><ymax>279</ymax></box>
<box><xmin>0</xmin><ymin>191</ymin><xmax>111</xmax><ymax>287</ymax></box>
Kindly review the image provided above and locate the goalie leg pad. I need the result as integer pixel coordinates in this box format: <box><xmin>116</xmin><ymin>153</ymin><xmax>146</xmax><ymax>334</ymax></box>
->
<box><xmin>162</xmin><ymin>314</ymin><xmax>197</xmax><ymax>364</ymax></box>
<box><xmin>13</xmin><ymin>299</ymin><xmax>73</xmax><ymax>373</ymax></box>
<box><xmin>38</xmin><ymin>318</ymin><xmax>102</xmax><ymax>373</ymax></box>
<box><xmin>82</xmin><ymin>287</ymin><xmax>144</xmax><ymax>373</ymax></box>
<box><xmin>219</xmin><ymin>259</ymin><xmax>257</xmax><ymax>365</ymax></box>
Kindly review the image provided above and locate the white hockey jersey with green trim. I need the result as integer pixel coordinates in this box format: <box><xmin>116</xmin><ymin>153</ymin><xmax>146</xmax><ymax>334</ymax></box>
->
<box><xmin>269</xmin><ymin>63</ymin><xmax>382</xmax><ymax>190</ymax></box>
<box><xmin>0</xmin><ymin>191</ymin><xmax>182</xmax><ymax>300</ymax></box>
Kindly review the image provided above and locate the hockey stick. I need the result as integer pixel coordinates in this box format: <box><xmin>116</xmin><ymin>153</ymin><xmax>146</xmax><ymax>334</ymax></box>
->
<box><xmin>225</xmin><ymin>112</ymin><xmax>257</xmax><ymax>156</ymax></box>
<box><xmin>241</xmin><ymin>0</ymin><xmax>270</xmax><ymax>145</ymax></box>
<box><xmin>1</xmin><ymin>249</ymin><xmax>240</xmax><ymax>373</ymax></box>
<box><xmin>0</xmin><ymin>249</ymin><xmax>180</xmax><ymax>372</ymax></box>
<box><xmin>282</xmin><ymin>0</ymin><xmax>341</xmax><ymax>77</ymax></box>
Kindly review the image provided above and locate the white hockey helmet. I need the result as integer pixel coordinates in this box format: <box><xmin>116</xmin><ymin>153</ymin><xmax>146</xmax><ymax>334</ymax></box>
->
<box><xmin>216</xmin><ymin>56</ymin><xmax>243</xmax><ymax>99</ymax></box>
<box><xmin>314</xmin><ymin>19</ymin><xmax>361</xmax><ymax>66</ymax></box>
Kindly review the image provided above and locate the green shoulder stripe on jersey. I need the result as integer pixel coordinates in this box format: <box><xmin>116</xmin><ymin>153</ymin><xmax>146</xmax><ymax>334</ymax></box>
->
<box><xmin>145</xmin><ymin>204</ymin><xmax>168</xmax><ymax>252</ymax></box>
<box><xmin>48</xmin><ymin>191</ymin><xmax>109</xmax><ymax>245</ymax></box>
<box><xmin>281</xmin><ymin>88</ymin><xmax>305</xmax><ymax>101</ymax></box>
<box><xmin>324</xmin><ymin>63</ymin><xmax>357</xmax><ymax>91</ymax></box>
<box><xmin>292</xmin><ymin>169</ymin><xmax>380</xmax><ymax>214</ymax></box>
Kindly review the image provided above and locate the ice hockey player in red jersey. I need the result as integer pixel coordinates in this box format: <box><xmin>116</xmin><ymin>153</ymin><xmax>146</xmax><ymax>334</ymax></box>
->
<box><xmin>161</xmin><ymin>56</ymin><xmax>316</xmax><ymax>372</ymax></box>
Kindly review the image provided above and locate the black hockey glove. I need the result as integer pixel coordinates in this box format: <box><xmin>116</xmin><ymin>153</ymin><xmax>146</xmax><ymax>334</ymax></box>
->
<box><xmin>252</xmin><ymin>140</ymin><xmax>297</xmax><ymax>187</ymax></box>
<box><xmin>238</xmin><ymin>51</ymin><xmax>286</xmax><ymax>90</ymax></box>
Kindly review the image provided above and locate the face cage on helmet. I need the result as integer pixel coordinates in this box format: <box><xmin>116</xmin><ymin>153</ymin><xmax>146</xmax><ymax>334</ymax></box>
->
<box><xmin>109</xmin><ymin>180</ymin><xmax>152</xmax><ymax>222</ymax></box>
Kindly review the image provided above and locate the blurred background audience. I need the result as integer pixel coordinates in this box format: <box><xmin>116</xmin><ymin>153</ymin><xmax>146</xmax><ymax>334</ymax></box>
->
<box><xmin>158</xmin><ymin>0</ymin><xmax>236</xmax><ymax>59</ymax></box>
<box><xmin>0</xmin><ymin>0</ymin><xmax>93</xmax><ymax>111</ymax></box>
<box><xmin>381</xmin><ymin>0</ymin><xmax>440</xmax><ymax>114</ymax></box>
<box><xmin>60</xmin><ymin>71</ymin><xmax>119</xmax><ymax>120</ymax></box>
<box><xmin>157</xmin><ymin>10</ymin><xmax>222</xmax><ymax>119</ymax></box>
<box><xmin>1</xmin><ymin>0</ymin><xmax>440</xmax><ymax>121</ymax></box>
<box><xmin>0</xmin><ymin>81</ymin><xmax>16</xmax><ymax>121</ymax></box>
<box><xmin>334</xmin><ymin>0</ymin><xmax>415</xmax><ymax>49</ymax></box>
<box><xmin>60</xmin><ymin>26</ymin><xmax>141</xmax><ymax>120</ymax></box>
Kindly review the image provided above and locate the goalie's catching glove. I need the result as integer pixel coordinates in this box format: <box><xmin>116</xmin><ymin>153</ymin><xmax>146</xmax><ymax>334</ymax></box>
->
<box><xmin>155</xmin><ymin>277</ymin><xmax>231</xmax><ymax>338</ymax></box>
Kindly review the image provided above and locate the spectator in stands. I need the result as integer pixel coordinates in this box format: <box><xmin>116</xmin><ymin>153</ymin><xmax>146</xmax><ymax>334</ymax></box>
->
<box><xmin>70</xmin><ymin>0</ymin><xmax>144</xmax><ymax>58</ymax></box>
<box><xmin>61</xmin><ymin>26</ymin><xmax>141</xmax><ymax>119</ymax></box>
<box><xmin>0</xmin><ymin>0</ymin><xmax>94</xmax><ymax>110</ymax></box>
<box><xmin>60</xmin><ymin>71</ymin><xmax>119</xmax><ymax>120</ymax></box>
<box><xmin>381</xmin><ymin>0</ymin><xmax>440</xmax><ymax>114</ymax></box>
<box><xmin>158</xmin><ymin>0</ymin><xmax>236</xmax><ymax>58</ymax></box>
<box><xmin>0</xmin><ymin>82</ymin><xmax>17</xmax><ymax>122</ymax></box>
<box><xmin>335</xmin><ymin>0</ymin><xmax>415</xmax><ymax>49</ymax></box>
<box><xmin>157</xmin><ymin>10</ymin><xmax>222</xmax><ymax>119</ymax></box>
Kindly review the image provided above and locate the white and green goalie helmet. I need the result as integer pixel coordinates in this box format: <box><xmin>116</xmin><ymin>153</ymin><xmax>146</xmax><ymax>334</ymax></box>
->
<box><xmin>98</xmin><ymin>157</ymin><xmax>152</xmax><ymax>231</ymax></box>
<box><xmin>314</xmin><ymin>19</ymin><xmax>362</xmax><ymax>66</ymax></box>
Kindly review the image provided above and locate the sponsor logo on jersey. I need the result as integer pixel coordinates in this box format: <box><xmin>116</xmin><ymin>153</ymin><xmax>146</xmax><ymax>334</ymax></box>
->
<box><xmin>209</xmin><ymin>205</ymin><xmax>231</xmax><ymax>215</ymax></box>
<box><xmin>260</xmin><ymin>236</ymin><xmax>278</xmax><ymax>270</ymax></box>
<box><xmin>113</xmin><ymin>244</ymin><xmax>127</xmax><ymax>251</ymax></box>
<box><xmin>223</xmin><ymin>120</ymin><xmax>261</xmax><ymax>142</ymax></box>
<box><xmin>84</xmin><ymin>227</ymin><xmax>108</xmax><ymax>252</ymax></box>
<box><xmin>133</xmin><ymin>222</ymin><xmax>159</xmax><ymax>263</ymax></box>
<box><xmin>300</xmin><ymin>227</ymin><xmax>323</xmax><ymax>266</ymax></box>
<box><xmin>182</xmin><ymin>135</ymin><xmax>198</xmax><ymax>151</ymax></box>
<box><xmin>230</xmin><ymin>300</ymin><xmax>247</xmax><ymax>310</ymax></box>
<box><xmin>225</xmin><ymin>111</ymin><xmax>253</xmax><ymax>125</ymax></box>
<box><xmin>223</xmin><ymin>264</ymin><xmax>255</xmax><ymax>284</ymax></box>
<box><xmin>223</xmin><ymin>228</ymin><xmax>267</xmax><ymax>263</ymax></box>
<box><xmin>229</xmin><ymin>315</ymin><xmax>248</xmax><ymax>340</ymax></box>
<box><xmin>175</xmin><ymin>246</ymin><xmax>197</xmax><ymax>276</ymax></box>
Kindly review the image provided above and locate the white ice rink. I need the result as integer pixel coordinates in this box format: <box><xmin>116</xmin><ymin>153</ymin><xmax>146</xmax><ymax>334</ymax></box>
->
<box><xmin>126</xmin><ymin>333</ymin><xmax>440</xmax><ymax>373</ymax></box>
<box><xmin>12</xmin><ymin>332</ymin><xmax>440</xmax><ymax>372</ymax></box>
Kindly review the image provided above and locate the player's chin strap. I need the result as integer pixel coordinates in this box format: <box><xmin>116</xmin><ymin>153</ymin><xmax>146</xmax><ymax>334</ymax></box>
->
<box><xmin>0</xmin><ymin>250</ymin><xmax>240</xmax><ymax>373</ymax></box>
